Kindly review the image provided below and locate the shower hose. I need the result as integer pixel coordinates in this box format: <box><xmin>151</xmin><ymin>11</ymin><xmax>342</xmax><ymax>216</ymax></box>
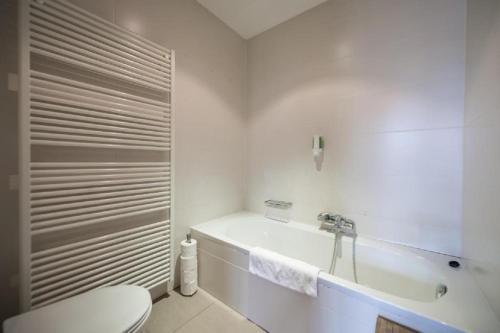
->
<box><xmin>329</xmin><ymin>234</ymin><xmax>358</xmax><ymax>284</ymax></box>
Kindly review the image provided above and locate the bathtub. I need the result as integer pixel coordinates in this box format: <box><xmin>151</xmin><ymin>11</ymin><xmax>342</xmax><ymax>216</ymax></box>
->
<box><xmin>191</xmin><ymin>212</ymin><xmax>500</xmax><ymax>333</ymax></box>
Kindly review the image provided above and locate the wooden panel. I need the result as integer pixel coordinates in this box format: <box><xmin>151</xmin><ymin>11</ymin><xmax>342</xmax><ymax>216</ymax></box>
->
<box><xmin>375</xmin><ymin>316</ymin><xmax>420</xmax><ymax>333</ymax></box>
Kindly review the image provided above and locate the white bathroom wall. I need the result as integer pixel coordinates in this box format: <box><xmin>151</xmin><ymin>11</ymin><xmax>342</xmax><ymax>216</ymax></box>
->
<box><xmin>246</xmin><ymin>0</ymin><xmax>466</xmax><ymax>256</ymax></box>
<box><xmin>463</xmin><ymin>0</ymin><xmax>500</xmax><ymax>321</ymax></box>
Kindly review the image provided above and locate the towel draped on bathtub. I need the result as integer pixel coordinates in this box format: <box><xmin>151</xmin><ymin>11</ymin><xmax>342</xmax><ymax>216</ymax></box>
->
<box><xmin>248</xmin><ymin>247</ymin><xmax>320</xmax><ymax>297</ymax></box>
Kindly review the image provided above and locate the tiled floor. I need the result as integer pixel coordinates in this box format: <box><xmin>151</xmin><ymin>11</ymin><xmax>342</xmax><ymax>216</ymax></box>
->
<box><xmin>145</xmin><ymin>289</ymin><xmax>266</xmax><ymax>333</ymax></box>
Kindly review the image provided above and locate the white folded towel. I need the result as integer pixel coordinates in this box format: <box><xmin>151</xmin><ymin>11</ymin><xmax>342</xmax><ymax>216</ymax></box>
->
<box><xmin>249</xmin><ymin>247</ymin><xmax>320</xmax><ymax>297</ymax></box>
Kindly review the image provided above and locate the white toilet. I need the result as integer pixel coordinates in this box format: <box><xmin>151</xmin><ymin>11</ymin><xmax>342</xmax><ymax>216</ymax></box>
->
<box><xmin>3</xmin><ymin>285</ymin><xmax>152</xmax><ymax>333</ymax></box>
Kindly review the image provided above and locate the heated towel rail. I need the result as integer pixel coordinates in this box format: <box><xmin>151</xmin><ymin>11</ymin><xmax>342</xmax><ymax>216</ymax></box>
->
<box><xmin>18</xmin><ymin>0</ymin><xmax>174</xmax><ymax>310</ymax></box>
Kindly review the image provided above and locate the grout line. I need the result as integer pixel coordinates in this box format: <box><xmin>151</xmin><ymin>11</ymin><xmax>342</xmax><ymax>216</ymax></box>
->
<box><xmin>172</xmin><ymin>299</ymin><xmax>215</xmax><ymax>332</ymax></box>
<box><xmin>169</xmin><ymin>290</ymin><xmax>265</xmax><ymax>333</ymax></box>
<box><xmin>364</xmin><ymin>125</ymin><xmax>464</xmax><ymax>135</ymax></box>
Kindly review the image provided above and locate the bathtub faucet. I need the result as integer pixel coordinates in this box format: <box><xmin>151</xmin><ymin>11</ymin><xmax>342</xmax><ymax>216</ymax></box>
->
<box><xmin>318</xmin><ymin>212</ymin><xmax>357</xmax><ymax>237</ymax></box>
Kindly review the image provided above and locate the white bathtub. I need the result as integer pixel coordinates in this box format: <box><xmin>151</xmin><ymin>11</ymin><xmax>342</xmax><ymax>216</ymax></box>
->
<box><xmin>191</xmin><ymin>212</ymin><xmax>500</xmax><ymax>333</ymax></box>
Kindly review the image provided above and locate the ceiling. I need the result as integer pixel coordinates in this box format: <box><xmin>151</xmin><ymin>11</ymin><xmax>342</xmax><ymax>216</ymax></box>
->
<box><xmin>196</xmin><ymin>0</ymin><xmax>328</xmax><ymax>39</ymax></box>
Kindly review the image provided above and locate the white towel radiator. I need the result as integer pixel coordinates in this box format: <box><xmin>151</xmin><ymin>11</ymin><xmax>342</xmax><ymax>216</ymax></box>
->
<box><xmin>18</xmin><ymin>0</ymin><xmax>174</xmax><ymax>310</ymax></box>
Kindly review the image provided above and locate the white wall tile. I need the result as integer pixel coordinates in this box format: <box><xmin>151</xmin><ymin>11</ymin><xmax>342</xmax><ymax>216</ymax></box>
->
<box><xmin>246</xmin><ymin>0</ymin><xmax>466</xmax><ymax>255</ymax></box>
<box><xmin>464</xmin><ymin>0</ymin><xmax>500</xmax><ymax>320</ymax></box>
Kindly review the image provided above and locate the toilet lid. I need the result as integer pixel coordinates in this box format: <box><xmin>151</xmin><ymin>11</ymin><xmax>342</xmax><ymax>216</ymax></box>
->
<box><xmin>3</xmin><ymin>285</ymin><xmax>152</xmax><ymax>333</ymax></box>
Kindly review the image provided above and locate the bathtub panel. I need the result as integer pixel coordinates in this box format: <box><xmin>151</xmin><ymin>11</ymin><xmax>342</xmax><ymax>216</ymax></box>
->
<box><xmin>317</xmin><ymin>283</ymin><xmax>378</xmax><ymax>329</ymax></box>
<box><xmin>198</xmin><ymin>248</ymin><xmax>249</xmax><ymax>315</ymax></box>
<box><xmin>248</xmin><ymin>274</ymin><xmax>318</xmax><ymax>333</ymax></box>
<box><xmin>313</xmin><ymin>304</ymin><xmax>375</xmax><ymax>333</ymax></box>
<box><xmin>248</xmin><ymin>276</ymin><xmax>381</xmax><ymax>333</ymax></box>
